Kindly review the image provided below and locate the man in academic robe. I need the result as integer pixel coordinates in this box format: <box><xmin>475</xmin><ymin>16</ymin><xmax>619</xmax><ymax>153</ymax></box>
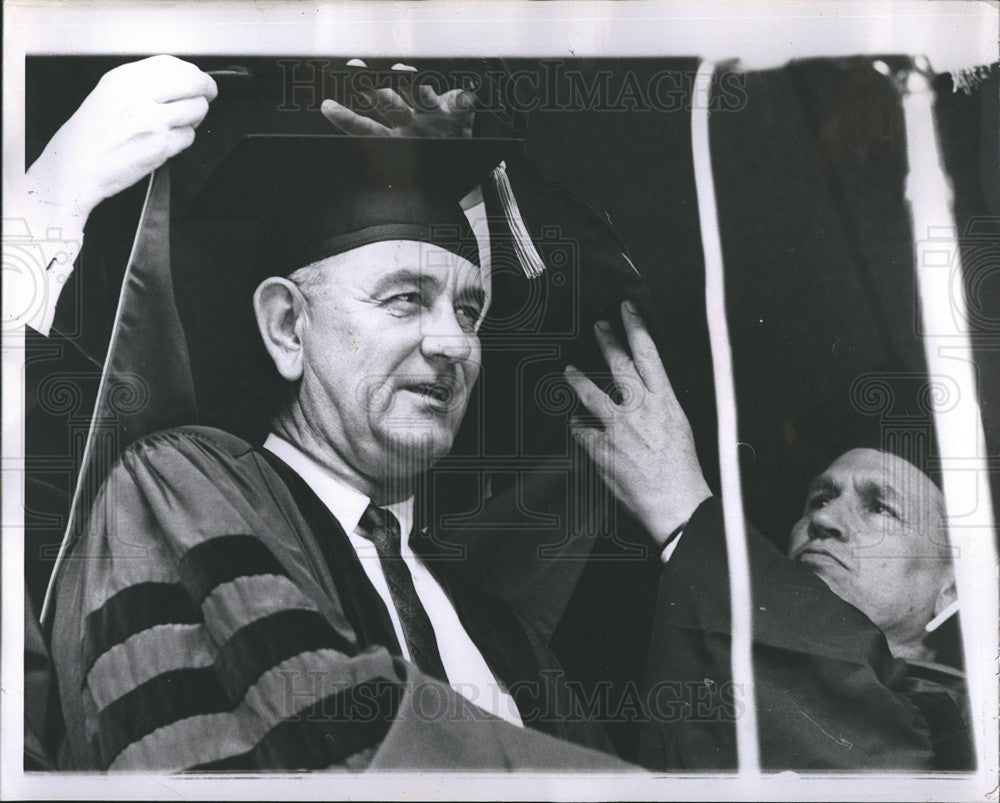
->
<box><xmin>28</xmin><ymin>55</ymin><xmax>665</xmax><ymax>772</ymax></box>
<box><xmin>45</xmin><ymin>121</ymin><xmax>664</xmax><ymax>771</ymax></box>
<box><xmin>634</xmin><ymin>458</ymin><xmax>972</xmax><ymax>771</ymax></box>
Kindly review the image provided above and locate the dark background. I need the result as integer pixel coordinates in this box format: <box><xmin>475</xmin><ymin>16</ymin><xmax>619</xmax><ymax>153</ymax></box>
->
<box><xmin>24</xmin><ymin>55</ymin><xmax>999</xmax><ymax>616</ymax></box>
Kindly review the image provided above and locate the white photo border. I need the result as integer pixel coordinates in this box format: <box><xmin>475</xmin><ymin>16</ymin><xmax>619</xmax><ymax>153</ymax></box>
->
<box><xmin>3</xmin><ymin>1</ymin><xmax>997</xmax><ymax>800</ymax></box>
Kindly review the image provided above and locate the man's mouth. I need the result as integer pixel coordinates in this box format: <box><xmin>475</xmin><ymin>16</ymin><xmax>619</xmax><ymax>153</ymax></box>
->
<box><xmin>795</xmin><ymin>548</ymin><xmax>850</xmax><ymax>571</ymax></box>
<box><xmin>405</xmin><ymin>381</ymin><xmax>455</xmax><ymax>406</ymax></box>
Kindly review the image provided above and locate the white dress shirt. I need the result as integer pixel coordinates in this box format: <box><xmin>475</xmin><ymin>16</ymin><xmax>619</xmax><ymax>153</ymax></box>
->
<box><xmin>263</xmin><ymin>434</ymin><xmax>523</xmax><ymax>728</ymax></box>
<box><xmin>661</xmin><ymin>531</ymin><xmax>684</xmax><ymax>563</ymax></box>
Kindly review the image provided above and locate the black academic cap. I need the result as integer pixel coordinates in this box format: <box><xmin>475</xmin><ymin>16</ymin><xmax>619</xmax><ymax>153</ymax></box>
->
<box><xmin>185</xmin><ymin>135</ymin><xmax>520</xmax><ymax>276</ymax></box>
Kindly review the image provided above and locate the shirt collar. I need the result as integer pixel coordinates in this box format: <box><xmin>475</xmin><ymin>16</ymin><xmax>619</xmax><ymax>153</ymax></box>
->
<box><xmin>263</xmin><ymin>433</ymin><xmax>414</xmax><ymax>539</ymax></box>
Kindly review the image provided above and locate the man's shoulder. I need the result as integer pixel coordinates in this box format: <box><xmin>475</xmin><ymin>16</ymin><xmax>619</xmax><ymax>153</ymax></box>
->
<box><xmin>107</xmin><ymin>425</ymin><xmax>271</xmax><ymax>499</ymax></box>
<box><xmin>87</xmin><ymin>425</ymin><xmax>300</xmax><ymax>551</ymax></box>
<box><xmin>113</xmin><ymin>425</ymin><xmax>260</xmax><ymax>476</ymax></box>
<box><xmin>126</xmin><ymin>424</ymin><xmax>257</xmax><ymax>459</ymax></box>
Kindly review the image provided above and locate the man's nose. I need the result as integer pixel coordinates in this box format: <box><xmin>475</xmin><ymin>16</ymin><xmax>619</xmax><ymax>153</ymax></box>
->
<box><xmin>419</xmin><ymin>307</ymin><xmax>474</xmax><ymax>363</ymax></box>
<box><xmin>808</xmin><ymin>502</ymin><xmax>848</xmax><ymax>541</ymax></box>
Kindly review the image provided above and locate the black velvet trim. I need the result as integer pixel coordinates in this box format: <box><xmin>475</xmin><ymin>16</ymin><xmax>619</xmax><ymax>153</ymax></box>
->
<box><xmin>81</xmin><ymin>582</ymin><xmax>200</xmax><ymax>682</ymax></box>
<box><xmin>92</xmin><ymin>606</ymin><xmax>374</xmax><ymax>768</ymax></box>
<box><xmin>179</xmin><ymin>534</ymin><xmax>289</xmax><ymax>604</ymax></box>
<box><xmin>189</xmin><ymin>678</ymin><xmax>404</xmax><ymax>770</ymax></box>
<box><xmin>214</xmin><ymin>608</ymin><xmax>358</xmax><ymax>701</ymax></box>
<box><xmin>95</xmin><ymin>666</ymin><xmax>228</xmax><ymax>767</ymax></box>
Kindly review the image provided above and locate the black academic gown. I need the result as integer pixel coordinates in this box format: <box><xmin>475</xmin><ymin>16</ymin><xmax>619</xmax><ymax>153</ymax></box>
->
<box><xmin>258</xmin><ymin>446</ymin><xmax>617</xmax><ymax>754</ymax></box>
<box><xmin>51</xmin><ymin>425</ymin><xmax>628</xmax><ymax>772</ymax></box>
<box><xmin>636</xmin><ymin>496</ymin><xmax>973</xmax><ymax>771</ymax></box>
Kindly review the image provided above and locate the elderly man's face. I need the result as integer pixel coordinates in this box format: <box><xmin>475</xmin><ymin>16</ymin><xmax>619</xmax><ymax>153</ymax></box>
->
<box><xmin>787</xmin><ymin>448</ymin><xmax>951</xmax><ymax>652</ymax></box>
<box><xmin>294</xmin><ymin>239</ymin><xmax>485</xmax><ymax>484</ymax></box>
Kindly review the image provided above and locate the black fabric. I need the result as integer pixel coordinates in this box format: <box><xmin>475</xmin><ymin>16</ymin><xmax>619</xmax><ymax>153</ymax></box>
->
<box><xmin>411</xmin><ymin>527</ymin><xmax>616</xmax><ymax>754</ymax></box>
<box><xmin>637</xmin><ymin>496</ymin><xmax>969</xmax><ymax>771</ymax></box>
<box><xmin>213</xmin><ymin>608</ymin><xmax>358</xmax><ymax>699</ymax></box>
<box><xmin>190</xmin><ymin>678</ymin><xmax>403</xmax><ymax>771</ymax></box>
<box><xmin>258</xmin><ymin>445</ymin><xmax>614</xmax><ymax>754</ymax></box>
<box><xmin>546</xmin><ymin>519</ymin><xmax>666</xmax><ymax>761</ymax></box>
<box><xmin>410</xmin><ymin>528</ymin><xmax>537</xmax><ymax>696</ymax></box>
<box><xmin>358</xmin><ymin>505</ymin><xmax>449</xmax><ymax>683</ymax></box>
<box><xmin>179</xmin><ymin>533</ymin><xmax>291</xmax><ymax>604</ymax></box>
<box><xmin>24</xmin><ymin>594</ymin><xmax>63</xmax><ymax>770</ymax></box>
<box><xmin>257</xmin><ymin>449</ymin><xmax>405</xmax><ymax>657</ymax></box>
<box><xmin>95</xmin><ymin>666</ymin><xmax>230</xmax><ymax>767</ymax></box>
<box><xmin>184</xmin><ymin>135</ymin><xmax>518</xmax><ymax>276</ymax></box>
<box><xmin>63</xmin><ymin>168</ymin><xmax>199</xmax><ymax>573</ymax></box>
<box><xmin>81</xmin><ymin>582</ymin><xmax>201</xmax><ymax>679</ymax></box>
<box><xmin>903</xmin><ymin>662</ymin><xmax>975</xmax><ymax>771</ymax></box>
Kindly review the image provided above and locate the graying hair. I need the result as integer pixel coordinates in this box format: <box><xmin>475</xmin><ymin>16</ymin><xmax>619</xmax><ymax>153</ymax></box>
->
<box><xmin>287</xmin><ymin>261</ymin><xmax>332</xmax><ymax>300</ymax></box>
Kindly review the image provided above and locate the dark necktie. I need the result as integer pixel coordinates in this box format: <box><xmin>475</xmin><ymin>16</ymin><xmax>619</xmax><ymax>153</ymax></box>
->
<box><xmin>358</xmin><ymin>503</ymin><xmax>449</xmax><ymax>683</ymax></box>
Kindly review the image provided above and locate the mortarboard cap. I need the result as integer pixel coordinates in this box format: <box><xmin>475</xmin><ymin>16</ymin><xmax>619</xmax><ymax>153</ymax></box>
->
<box><xmin>185</xmin><ymin>135</ymin><xmax>519</xmax><ymax>277</ymax></box>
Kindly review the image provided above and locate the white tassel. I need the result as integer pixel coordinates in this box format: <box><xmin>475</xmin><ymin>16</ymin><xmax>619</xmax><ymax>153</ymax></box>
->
<box><xmin>491</xmin><ymin>161</ymin><xmax>547</xmax><ymax>279</ymax></box>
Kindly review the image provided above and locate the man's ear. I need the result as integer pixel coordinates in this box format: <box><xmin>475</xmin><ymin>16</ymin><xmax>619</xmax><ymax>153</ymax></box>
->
<box><xmin>253</xmin><ymin>277</ymin><xmax>307</xmax><ymax>382</ymax></box>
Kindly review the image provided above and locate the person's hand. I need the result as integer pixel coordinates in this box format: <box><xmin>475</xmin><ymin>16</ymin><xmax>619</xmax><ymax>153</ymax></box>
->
<box><xmin>321</xmin><ymin>61</ymin><xmax>475</xmax><ymax>139</ymax></box>
<box><xmin>564</xmin><ymin>300</ymin><xmax>712</xmax><ymax>549</ymax></box>
<box><xmin>25</xmin><ymin>55</ymin><xmax>218</xmax><ymax>225</ymax></box>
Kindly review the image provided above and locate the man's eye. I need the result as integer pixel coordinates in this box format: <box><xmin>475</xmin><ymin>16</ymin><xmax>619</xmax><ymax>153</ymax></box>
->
<box><xmin>385</xmin><ymin>292</ymin><xmax>422</xmax><ymax>311</ymax></box>
<box><xmin>455</xmin><ymin>304</ymin><xmax>482</xmax><ymax>331</ymax></box>
<box><xmin>870</xmin><ymin>500</ymin><xmax>899</xmax><ymax>518</ymax></box>
<box><xmin>807</xmin><ymin>494</ymin><xmax>831</xmax><ymax>511</ymax></box>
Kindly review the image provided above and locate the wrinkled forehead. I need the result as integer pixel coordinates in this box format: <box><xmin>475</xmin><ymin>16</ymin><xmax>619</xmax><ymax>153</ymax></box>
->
<box><xmin>822</xmin><ymin>448</ymin><xmax>944</xmax><ymax>517</ymax></box>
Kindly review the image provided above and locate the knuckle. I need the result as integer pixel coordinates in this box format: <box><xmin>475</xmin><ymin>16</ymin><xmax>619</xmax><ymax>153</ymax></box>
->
<box><xmin>122</xmin><ymin>108</ymin><xmax>151</xmax><ymax>134</ymax></box>
<box><xmin>98</xmin><ymin>66</ymin><xmax>127</xmax><ymax>89</ymax></box>
<box><xmin>152</xmin><ymin>128</ymin><xmax>179</xmax><ymax>158</ymax></box>
<box><xmin>152</xmin><ymin>136</ymin><xmax>173</xmax><ymax>162</ymax></box>
<box><xmin>163</xmin><ymin>55</ymin><xmax>195</xmax><ymax>75</ymax></box>
<box><xmin>133</xmin><ymin>105</ymin><xmax>159</xmax><ymax>131</ymax></box>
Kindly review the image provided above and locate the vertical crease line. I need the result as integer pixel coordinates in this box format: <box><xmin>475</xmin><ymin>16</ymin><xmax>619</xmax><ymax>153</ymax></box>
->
<box><xmin>692</xmin><ymin>59</ymin><xmax>761</xmax><ymax>776</ymax></box>
<box><xmin>902</xmin><ymin>68</ymin><xmax>996</xmax><ymax>775</ymax></box>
